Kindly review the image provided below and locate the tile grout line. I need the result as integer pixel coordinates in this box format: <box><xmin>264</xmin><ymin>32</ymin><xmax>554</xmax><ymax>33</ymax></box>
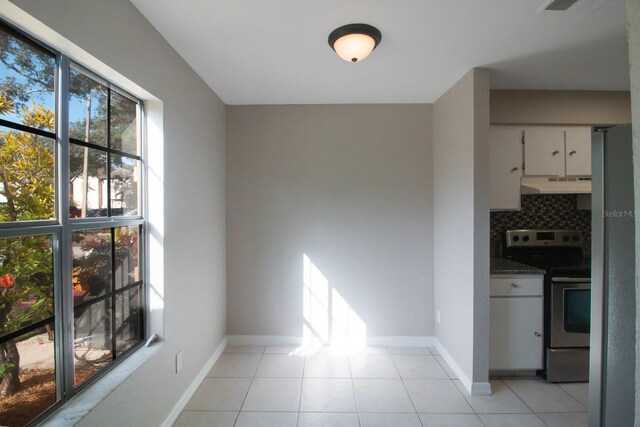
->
<box><xmin>346</xmin><ymin>352</ymin><xmax>362</xmax><ymax>427</ymax></box>
<box><xmin>553</xmin><ymin>384</ymin><xmax>589</xmax><ymax>411</ymax></box>
<box><xmin>440</xmin><ymin>365</ymin><xmax>476</xmax><ymax>419</ymax></box>
<box><xmin>476</xmin><ymin>413</ymin><xmax>490</xmax><ymax>427</ymax></box>
<box><xmin>390</xmin><ymin>350</ymin><xmax>470</xmax><ymax>419</ymax></box>
<box><xmin>499</xmin><ymin>377</ymin><xmax>587</xmax><ymax>427</ymax></box>
<box><xmin>296</xmin><ymin>354</ymin><xmax>305</xmax><ymax>427</ymax></box>
<box><xmin>450</xmin><ymin>375</ymin><xmax>476</xmax><ymax>413</ymax></box>
<box><xmin>432</xmin><ymin>353</ymin><xmax>457</xmax><ymax>381</ymax></box>
<box><xmin>499</xmin><ymin>378</ymin><xmax>540</xmax><ymax>417</ymax></box>
<box><xmin>231</xmin><ymin>347</ymin><xmax>265</xmax><ymax>427</ymax></box>
<box><xmin>535</xmin><ymin>413</ymin><xmax>554</xmax><ymax>427</ymax></box>
<box><xmin>387</xmin><ymin>348</ymin><xmax>425</xmax><ymax>427</ymax></box>
<box><xmin>475</xmin><ymin>412</ymin><xmax>552</xmax><ymax>427</ymax></box>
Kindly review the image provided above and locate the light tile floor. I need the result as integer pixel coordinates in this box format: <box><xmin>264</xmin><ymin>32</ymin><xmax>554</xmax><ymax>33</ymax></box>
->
<box><xmin>174</xmin><ymin>345</ymin><xmax>588</xmax><ymax>427</ymax></box>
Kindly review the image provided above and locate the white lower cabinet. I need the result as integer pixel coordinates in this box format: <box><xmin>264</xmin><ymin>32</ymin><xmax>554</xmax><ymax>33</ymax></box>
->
<box><xmin>490</xmin><ymin>275</ymin><xmax>544</xmax><ymax>371</ymax></box>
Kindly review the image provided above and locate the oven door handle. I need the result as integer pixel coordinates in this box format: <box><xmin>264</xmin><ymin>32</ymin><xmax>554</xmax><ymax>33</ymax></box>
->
<box><xmin>551</xmin><ymin>277</ymin><xmax>591</xmax><ymax>283</ymax></box>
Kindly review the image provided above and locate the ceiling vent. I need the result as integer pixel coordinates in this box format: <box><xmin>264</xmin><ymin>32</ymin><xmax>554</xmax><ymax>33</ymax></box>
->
<box><xmin>541</xmin><ymin>0</ymin><xmax>580</xmax><ymax>11</ymax></box>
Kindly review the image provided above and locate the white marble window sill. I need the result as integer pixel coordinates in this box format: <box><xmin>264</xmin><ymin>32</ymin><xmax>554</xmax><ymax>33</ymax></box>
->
<box><xmin>40</xmin><ymin>342</ymin><xmax>165</xmax><ymax>426</ymax></box>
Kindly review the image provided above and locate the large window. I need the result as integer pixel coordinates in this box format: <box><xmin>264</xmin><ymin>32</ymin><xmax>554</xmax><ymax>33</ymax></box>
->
<box><xmin>0</xmin><ymin>22</ymin><xmax>145</xmax><ymax>426</ymax></box>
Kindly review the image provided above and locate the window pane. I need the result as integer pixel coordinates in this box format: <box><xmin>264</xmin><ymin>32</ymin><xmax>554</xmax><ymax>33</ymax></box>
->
<box><xmin>110</xmin><ymin>91</ymin><xmax>138</xmax><ymax>155</ymax></box>
<box><xmin>72</xmin><ymin>229</ymin><xmax>112</xmax><ymax>305</ymax></box>
<box><xmin>69</xmin><ymin>69</ymin><xmax>107</xmax><ymax>147</ymax></box>
<box><xmin>0</xmin><ymin>127</ymin><xmax>55</xmax><ymax>222</ymax></box>
<box><xmin>115</xmin><ymin>286</ymin><xmax>142</xmax><ymax>356</ymax></box>
<box><xmin>69</xmin><ymin>144</ymin><xmax>108</xmax><ymax>218</ymax></box>
<box><xmin>114</xmin><ymin>226</ymin><xmax>140</xmax><ymax>290</ymax></box>
<box><xmin>0</xmin><ymin>235</ymin><xmax>53</xmax><ymax>338</ymax></box>
<box><xmin>0</xmin><ymin>26</ymin><xmax>55</xmax><ymax>128</ymax></box>
<box><xmin>73</xmin><ymin>301</ymin><xmax>112</xmax><ymax>387</ymax></box>
<box><xmin>110</xmin><ymin>155</ymin><xmax>139</xmax><ymax>216</ymax></box>
<box><xmin>0</xmin><ymin>323</ymin><xmax>57</xmax><ymax>426</ymax></box>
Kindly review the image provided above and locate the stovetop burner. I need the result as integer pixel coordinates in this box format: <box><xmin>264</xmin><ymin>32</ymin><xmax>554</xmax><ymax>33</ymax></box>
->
<box><xmin>503</xmin><ymin>229</ymin><xmax>591</xmax><ymax>278</ymax></box>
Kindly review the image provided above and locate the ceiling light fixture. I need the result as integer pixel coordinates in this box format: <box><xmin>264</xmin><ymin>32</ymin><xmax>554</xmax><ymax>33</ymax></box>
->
<box><xmin>328</xmin><ymin>23</ymin><xmax>382</xmax><ymax>63</ymax></box>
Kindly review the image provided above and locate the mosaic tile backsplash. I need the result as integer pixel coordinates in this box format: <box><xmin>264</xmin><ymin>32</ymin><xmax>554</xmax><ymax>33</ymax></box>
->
<box><xmin>491</xmin><ymin>194</ymin><xmax>591</xmax><ymax>258</ymax></box>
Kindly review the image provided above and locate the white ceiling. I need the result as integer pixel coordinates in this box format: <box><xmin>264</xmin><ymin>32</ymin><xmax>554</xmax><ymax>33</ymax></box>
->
<box><xmin>130</xmin><ymin>0</ymin><xmax>629</xmax><ymax>105</ymax></box>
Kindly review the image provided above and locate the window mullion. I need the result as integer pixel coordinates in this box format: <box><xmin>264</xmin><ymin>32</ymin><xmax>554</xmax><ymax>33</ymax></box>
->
<box><xmin>0</xmin><ymin>118</ymin><xmax>57</xmax><ymax>139</ymax></box>
<box><xmin>56</xmin><ymin>54</ymin><xmax>75</xmax><ymax>400</ymax></box>
<box><xmin>110</xmin><ymin>227</ymin><xmax>116</xmax><ymax>360</ymax></box>
<box><xmin>0</xmin><ymin>224</ymin><xmax>61</xmax><ymax>238</ymax></box>
<box><xmin>107</xmin><ymin>88</ymin><xmax>112</xmax><ymax>217</ymax></box>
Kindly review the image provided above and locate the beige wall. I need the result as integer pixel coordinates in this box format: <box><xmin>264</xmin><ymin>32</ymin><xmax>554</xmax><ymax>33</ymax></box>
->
<box><xmin>227</xmin><ymin>105</ymin><xmax>434</xmax><ymax>340</ymax></box>
<box><xmin>433</xmin><ymin>68</ymin><xmax>490</xmax><ymax>393</ymax></box>
<box><xmin>9</xmin><ymin>0</ymin><xmax>228</xmax><ymax>425</ymax></box>
<box><xmin>491</xmin><ymin>90</ymin><xmax>631</xmax><ymax>125</ymax></box>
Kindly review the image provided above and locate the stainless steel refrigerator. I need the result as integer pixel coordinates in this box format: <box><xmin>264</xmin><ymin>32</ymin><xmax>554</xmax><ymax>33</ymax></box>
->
<box><xmin>590</xmin><ymin>124</ymin><xmax>636</xmax><ymax>427</ymax></box>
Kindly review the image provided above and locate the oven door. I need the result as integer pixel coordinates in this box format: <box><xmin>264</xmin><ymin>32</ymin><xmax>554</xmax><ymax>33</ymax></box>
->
<box><xmin>550</xmin><ymin>277</ymin><xmax>591</xmax><ymax>348</ymax></box>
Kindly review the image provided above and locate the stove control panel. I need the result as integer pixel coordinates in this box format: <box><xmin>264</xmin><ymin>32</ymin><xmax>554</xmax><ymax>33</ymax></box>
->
<box><xmin>505</xmin><ymin>230</ymin><xmax>583</xmax><ymax>247</ymax></box>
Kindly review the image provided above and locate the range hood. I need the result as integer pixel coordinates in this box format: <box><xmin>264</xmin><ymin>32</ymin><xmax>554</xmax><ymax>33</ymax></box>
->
<box><xmin>521</xmin><ymin>177</ymin><xmax>591</xmax><ymax>195</ymax></box>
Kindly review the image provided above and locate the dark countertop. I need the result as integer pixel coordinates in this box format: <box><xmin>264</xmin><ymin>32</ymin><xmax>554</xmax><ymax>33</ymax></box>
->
<box><xmin>490</xmin><ymin>257</ymin><xmax>546</xmax><ymax>275</ymax></box>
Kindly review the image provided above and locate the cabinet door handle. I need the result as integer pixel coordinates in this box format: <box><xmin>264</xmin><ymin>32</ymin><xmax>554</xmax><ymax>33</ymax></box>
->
<box><xmin>534</xmin><ymin>332</ymin><xmax>541</xmax><ymax>337</ymax></box>
<box><xmin>569</xmin><ymin>150</ymin><xmax>577</xmax><ymax>155</ymax></box>
<box><xmin>511</xmin><ymin>167</ymin><xmax>519</xmax><ymax>172</ymax></box>
<box><xmin>510</xmin><ymin>283</ymin><xmax>518</xmax><ymax>288</ymax></box>
<box><xmin>552</xmin><ymin>150</ymin><xmax>560</xmax><ymax>155</ymax></box>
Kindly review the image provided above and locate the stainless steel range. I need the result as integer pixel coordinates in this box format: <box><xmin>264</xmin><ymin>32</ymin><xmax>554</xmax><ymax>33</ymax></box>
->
<box><xmin>503</xmin><ymin>229</ymin><xmax>591</xmax><ymax>382</ymax></box>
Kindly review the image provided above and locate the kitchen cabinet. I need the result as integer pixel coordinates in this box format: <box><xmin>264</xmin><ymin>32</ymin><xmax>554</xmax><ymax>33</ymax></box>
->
<box><xmin>490</xmin><ymin>126</ymin><xmax>523</xmax><ymax>210</ymax></box>
<box><xmin>524</xmin><ymin>127</ymin><xmax>565</xmax><ymax>176</ymax></box>
<box><xmin>565</xmin><ymin>127</ymin><xmax>592</xmax><ymax>176</ymax></box>
<box><xmin>490</xmin><ymin>275</ymin><xmax>543</xmax><ymax>371</ymax></box>
<box><xmin>523</xmin><ymin>126</ymin><xmax>592</xmax><ymax>177</ymax></box>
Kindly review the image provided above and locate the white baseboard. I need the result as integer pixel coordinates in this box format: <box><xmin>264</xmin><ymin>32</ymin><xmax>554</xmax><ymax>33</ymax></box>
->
<box><xmin>366</xmin><ymin>336</ymin><xmax>435</xmax><ymax>347</ymax></box>
<box><xmin>227</xmin><ymin>335</ymin><xmax>303</xmax><ymax>346</ymax></box>
<box><xmin>434</xmin><ymin>338</ymin><xmax>491</xmax><ymax>395</ymax></box>
<box><xmin>161</xmin><ymin>336</ymin><xmax>228</xmax><ymax>427</ymax></box>
<box><xmin>227</xmin><ymin>335</ymin><xmax>434</xmax><ymax>348</ymax></box>
<box><xmin>471</xmin><ymin>382</ymin><xmax>492</xmax><ymax>395</ymax></box>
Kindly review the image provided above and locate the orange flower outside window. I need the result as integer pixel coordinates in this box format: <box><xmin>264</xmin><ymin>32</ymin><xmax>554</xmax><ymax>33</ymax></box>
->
<box><xmin>0</xmin><ymin>273</ymin><xmax>15</xmax><ymax>289</ymax></box>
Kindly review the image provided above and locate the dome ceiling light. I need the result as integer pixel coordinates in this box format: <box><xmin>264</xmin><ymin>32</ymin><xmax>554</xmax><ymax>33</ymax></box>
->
<box><xmin>328</xmin><ymin>23</ymin><xmax>382</xmax><ymax>63</ymax></box>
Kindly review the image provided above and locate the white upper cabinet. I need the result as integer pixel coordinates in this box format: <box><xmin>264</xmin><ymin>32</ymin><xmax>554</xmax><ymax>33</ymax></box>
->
<box><xmin>489</xmin><ymin>125</ymin><xmax>593</xmax><ymax>211</ymax></box>
<box><xmin>565</xmin><ymin>127</ymin><xmax>592</xmax><ymax>176</ymax></box>
<box><xmin>523</xmin><ymin>126</ymin><xmax>592</xmax><ymax>177</ymax></box>
<box><xmin>524</xmin><ymin>127</ymin><xmax>566</xmax><ymax>176</ymax></box>
<box><xmin>490</xmin><ymin>126</ymin><xmax>523</xmax><ymax>210</ymax></box>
